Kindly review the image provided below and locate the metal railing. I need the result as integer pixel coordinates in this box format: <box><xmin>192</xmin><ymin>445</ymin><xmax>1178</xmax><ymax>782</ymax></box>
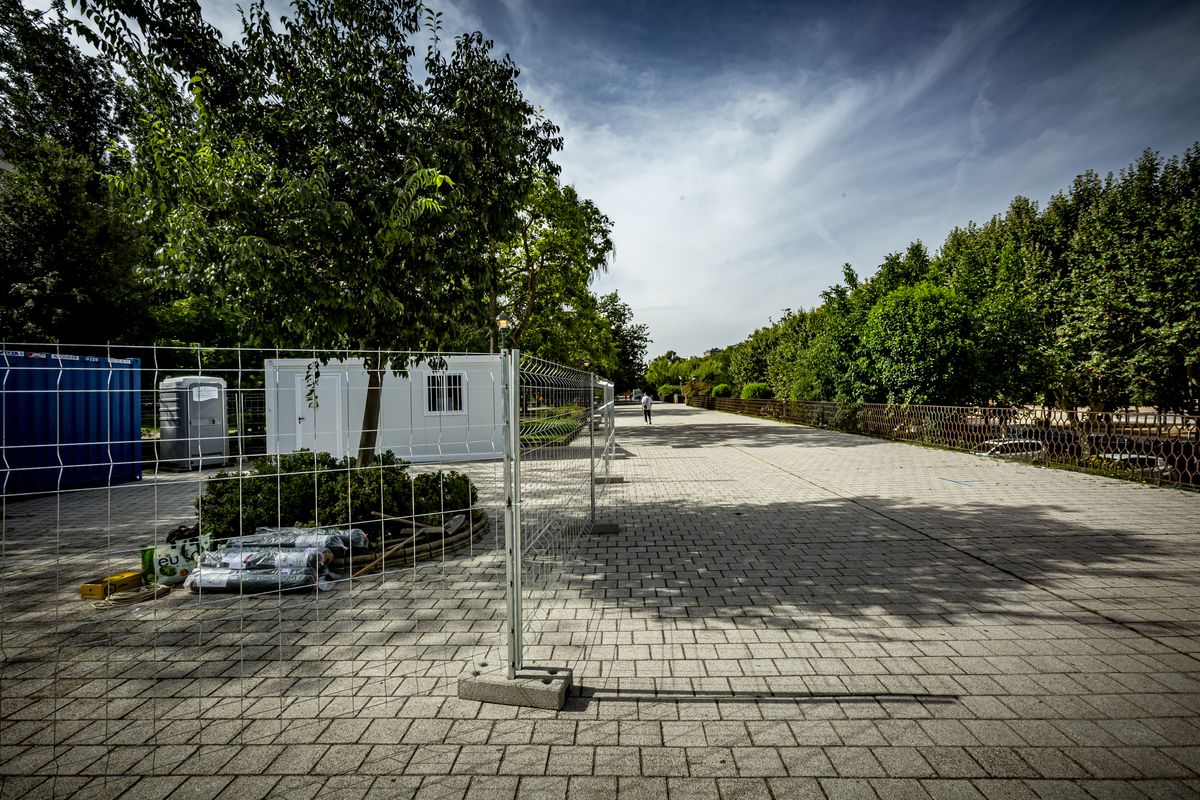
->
<box><xmin>0</xmin><ymin>342</ymin><xmax>615</xmax><ymax>787</ymax></box>
<box><xmin>688</xmin><ymin>396</ymin><xmax>1199</xmax><ymax>489</ymax></box>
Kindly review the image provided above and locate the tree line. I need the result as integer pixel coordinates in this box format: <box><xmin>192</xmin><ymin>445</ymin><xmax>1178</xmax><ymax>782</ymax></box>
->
<box><xmin>649</xmin><ymin>146</ymin><xmax>1200</xmax><ymax>413</ymax></box>
<box><xmin>0</xmin><ymin>0</ymin><xmax>651</xmax><ymax>420</ymax></box>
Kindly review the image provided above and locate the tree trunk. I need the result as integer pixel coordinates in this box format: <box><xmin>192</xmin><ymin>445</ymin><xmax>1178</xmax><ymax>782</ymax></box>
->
<box><xmin>1188</xmin><ymin>361</ymin><xmax>1198</xmax><ymax>416</ymax></box>
<box><xmin>357</xmin><ymin>368</ymin><xmax>384</xmax><ymax>468</ymax></box>
<box><xmin>489</xmin><ymin>291</ymin><xmax>498</xmax><ymax>354</ymax></box>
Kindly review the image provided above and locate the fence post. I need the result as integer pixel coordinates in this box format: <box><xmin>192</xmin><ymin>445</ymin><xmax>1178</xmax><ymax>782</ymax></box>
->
<box><xmin>589</xmin><ymin>371</ymin><xmax>596</xmax><ymax>524</ymax></box>
<box><xmin>512</xmin><ymin>349</ymin><xmax>523</xmax><ymax>673</ymax></box>
<box><xmin>502</xmin><ymin>348</ymin><xmax>524</xmax><ymax>679</ymax></box>
<box><xmin>606</xmin><ymin>382</ymin><xmax>614</xmax><ymax>481</ymax></box>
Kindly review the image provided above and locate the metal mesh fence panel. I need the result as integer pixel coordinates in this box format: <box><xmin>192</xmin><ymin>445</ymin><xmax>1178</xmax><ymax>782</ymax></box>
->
<box><xmin>497</xmin><ymin>352</ymin><xmax>613</xmax><ymax>678</ymax></box>
<box><xmin>689</xmin><ymin>396</ymin><xmax>1199</xmax><ymax>488</ymax></box>
<box><xmin>0</xmin><ymin>343</ymin><xmax>559</xmax><ymax>787</ymax></box>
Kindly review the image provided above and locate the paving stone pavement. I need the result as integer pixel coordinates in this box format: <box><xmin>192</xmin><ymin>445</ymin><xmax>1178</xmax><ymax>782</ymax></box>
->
<box><xmin>4</xmin><ymin>402</ymin><xmax>1200</xmax><ymax>799</ymax></box>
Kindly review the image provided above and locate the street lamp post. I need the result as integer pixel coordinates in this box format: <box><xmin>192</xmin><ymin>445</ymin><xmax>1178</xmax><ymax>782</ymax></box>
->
<box><xmin>496</xmin><ymin>312</ymin><xmax>512</xmax><ymax>352</ymax></box>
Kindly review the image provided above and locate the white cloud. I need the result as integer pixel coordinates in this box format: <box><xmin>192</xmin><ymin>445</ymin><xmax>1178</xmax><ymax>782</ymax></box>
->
<box><xmin>511</xmin><ymin>8</ymin><xmax>1018</xmax><ymax>353</ymax></box>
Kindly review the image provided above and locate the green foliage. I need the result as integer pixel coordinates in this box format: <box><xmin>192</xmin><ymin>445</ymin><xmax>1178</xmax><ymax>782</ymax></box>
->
<box><xmin>722</xmin><ymin>145</ymin><xmax>1200</xmax><ymax>413</ymax></box>
<box><xmin>0</xmin><ymin>1</ymin><xmax>127</xmax><ymax>167</ymax></box>
<box><xmin>657</xmin><ymin>383</ymin><xmax>678</xmax><ymax>399</ymax></box>
<box><xmin>728</xmin><ymin>326</ymin><xmax>779</xmax><ymax>388</ymax></box>
<box><xmin>196</xmin><ymin>450</ymin><xmax>477</xmax><ymax>542</ymax></box>
<box><xmin>0</xmin><ymin>137</ymin><xmax>153</xmax><ymax>343</ymax></box>
<box><xmin>423</xmin><ymin>30</ymin><xmax>564</xmax><ymax>347</ymax></box>
<box><xmin>833</xmin><ymin>402</ymin><xmax>862</xmax><ymax>432</ymax></box>
<box><xmin>645</xmin><ymin>349</ymin><xmax>730</xmax><ymax>394</ymax></box>
<box><xmin>598</xmin><ymin>292</ymin><xmax>650</xmax><ymax>393</ymax></box>
<box><xmin>1051</xmin><ymin>147</ymin><xmax>1200</xmax><ymax>411</ymax></box>
<box><xmin>644</xmin><ymin>351</ymin><xmax>684</xmax><ymax>391</ymax></box>
<box><xmin>863</xmin><ymin>283</ymin><xmax>976</xmax><ymax>405</ymax></box>
<box><xmin>107</xmin><ymin>0</ymin><xmax>579</xmax><ymax>464</ymax></box>
<box><xmin>682</xmin><ymin>380</ymin><xmax>712</xmax><ymax>398</ymax></box>
<box><xmin>741</xmin><ymin>383</ymin><xmax>773</xmax><ymax>399</ymax></box>
<box><xmin>711</xmin><ymin>383</ymin><xmax>733</xmax><ymax>398</ymax></box>
<box><xmin>495</xmin><ymin>172</ymin><xmax>615</xmax><ymax>369</ymax></box>
<box><xmin>0</xmin><ymin>2</ymin><xmax>155</xmax><ymax>344</ymax></box>
<box><xmin>765</xmin><ymin>308</ymin><xmax>819</xmax><ymax>400</ymax></box>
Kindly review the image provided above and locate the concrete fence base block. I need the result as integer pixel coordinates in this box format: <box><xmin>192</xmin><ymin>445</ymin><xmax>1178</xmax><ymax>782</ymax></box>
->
<box><xmin>591</xmin><ymin>522</ymin><xmax>620</xmax><ymax>534</ymax></box>
<box><xmin>458</xmin><ymin>661</ymin><xmax>572</xmax><ymax>710</ymax></box>
<box><xmin>594</xmin><ymin>476</ymin><xmax>624</xmax><ymax>484</ymax></box>
<box><xmin>611</xmin><ymin>454</ymin><xmax>628</xmax><ymax>460</ymax></box>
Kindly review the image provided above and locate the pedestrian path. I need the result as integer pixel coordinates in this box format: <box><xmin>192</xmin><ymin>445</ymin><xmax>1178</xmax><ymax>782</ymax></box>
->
<box><xmin>4</xmin><ymin>402</ymin><xmax>1200</xmax><ymax>799</ymax></box>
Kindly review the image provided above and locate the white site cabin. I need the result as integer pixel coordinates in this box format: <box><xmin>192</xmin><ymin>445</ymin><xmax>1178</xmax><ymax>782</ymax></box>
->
<box><xmin>263</xmin><ymin>355</ymin><xmax>503</xmax><ymax>463</ymax></box>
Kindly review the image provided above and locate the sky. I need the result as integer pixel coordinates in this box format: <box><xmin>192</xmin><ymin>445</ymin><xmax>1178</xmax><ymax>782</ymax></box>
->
<box><xmin>44</xmin><ymin>0</ymin><xmax>1200</xmax><ymax>358</ymax></box>
<box><xmin>416</xmin><ymin>0</ymin><xmax>1200</xmax><ymax>358</ymax></box>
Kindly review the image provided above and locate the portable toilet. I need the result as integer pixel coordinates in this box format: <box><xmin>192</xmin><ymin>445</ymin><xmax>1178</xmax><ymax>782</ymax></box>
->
<box><xmin>158</xmin><ymin>376</ymin><xmax>229</xmax><ymax>469</ymax></box>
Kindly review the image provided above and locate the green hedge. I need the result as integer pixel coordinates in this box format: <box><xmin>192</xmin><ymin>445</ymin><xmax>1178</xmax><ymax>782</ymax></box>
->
<box><xmin>711</xmin><ymin>384</ymin><xmax>733</xmax><ymax>398</ymax></box>
<box><xmin>657</xmin><ymin>384</ymin><xmax>678</xmax><ymax>399</ymax></box>
<box><xmin>740</xmin><ymin>383</ymin><xmax>773</xmax><ymax>399</ymax></box>
<box><xmin>522</xmin><ymin>416</ymin><xmax>582</xmax><ymax>445</ymax></box>
<box><xmin>196</xmin><ymin>450</ymin><xmax>477</xmax><ymax>543</ymax></box>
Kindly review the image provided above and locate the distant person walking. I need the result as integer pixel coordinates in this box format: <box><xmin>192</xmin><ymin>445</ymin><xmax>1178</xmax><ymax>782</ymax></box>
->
<box><xmin>641</xmin><ymin>393</ymin><xmax>653</xmax><ymax>424</ymax></box>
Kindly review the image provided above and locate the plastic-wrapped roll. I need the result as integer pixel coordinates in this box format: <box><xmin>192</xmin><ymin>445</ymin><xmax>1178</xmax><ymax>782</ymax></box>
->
<box><xmin>184</xmin><ymin>565</ymin><xmax>318</xmax><ymax>594</ymax></box>
<box><xmin>223</xmin><ymin>527</ymin><xmax>369</xmax><ymax>558</ymax></box>
<box><xmin>200</xmin><ymin>547</ymin><xmax>329</xmax><ymax>572</ymax></box>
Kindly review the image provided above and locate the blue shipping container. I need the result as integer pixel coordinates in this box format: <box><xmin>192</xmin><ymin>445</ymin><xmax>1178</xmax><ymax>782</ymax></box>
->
<box><xmin>1</xmin><ymin>350</ymin><xmax>143</xmax><ymax>495</ymax></box>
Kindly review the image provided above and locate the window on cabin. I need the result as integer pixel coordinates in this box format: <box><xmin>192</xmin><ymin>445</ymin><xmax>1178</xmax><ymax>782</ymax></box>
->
<box><xmin>425</xmin><ymin>372</ymin><xmax>465</xmax><ymax>415</ymax></box>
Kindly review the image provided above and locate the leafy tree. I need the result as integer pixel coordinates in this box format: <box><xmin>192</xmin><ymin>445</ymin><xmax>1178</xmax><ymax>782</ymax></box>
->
<box><xmin>0</xmin><ymin>0</ymin><xmax>125</xmax><ymax>166</ymax></box>
<box><xmin>494</xmin><ymin>173</ymin><xmax>614</xmax><ymax>355</ymax></box>
<box><xmin>643</xmin><ymin>350</ymin><xmax>730</xmax><ymax>396</ymax></box>
<box><xmin>643</xmin><ymin>352</ymin><xmax>680</xmax><ymax>392</ymax></box>
<box><xmin>727</xmin><ymin>324</ymin><xmax>780</xmax><ymax>388</ymax></box>
<box><xmin>1</xmin><ymin>139</ymin><xmax>151</xmax><ymax>343</ymax></box>
<box><xmin>112</xmin><ymin>0</ymin><xmax>549</xmax><ymax>466</ymax></box>
<box><xmin>936</xmin><ymin>213</ymin><xmax>1049</xmax><ymax>405</ymax></box>
<box><xmin>764</xmin><ymin>308</ymin><xmax>818</xmax><ymax>401</ymax></box>
<box><xmin>597</xmin><ymin>292</ymin><xmax>650</xmax><ymax>393</ymax></box>
<box><xmin>862</xmin><ymin>283</ymin><xmax>977</xmax><ymax>405</ymax></box>
<box><xmin>809</xmin><ymin>264</ymin><xmax>877</xmax><ymax>402</ymax></box>
<box><xmin>713</xmin><ymin>145</ymin><xmax>1198</xmax><ymax>413</ymax></box>
<box><xmin>1059</xmin><ymin>147</ymin><xmax>1200</xmax><ymax>411</ymax></box>
<box><xmin>0</xmin><ymin>0</ymin><xmax>153</xmax><ymax>344</ymax></box>
<box><xmin>421</xmin><ymin>30</ymin><xmax>563</xmax><ymax>354</ymax></box>
<box><xmin>73</xmin><ymin>0</ymin><xmax>238</xmax><ymax>110</ymax></box>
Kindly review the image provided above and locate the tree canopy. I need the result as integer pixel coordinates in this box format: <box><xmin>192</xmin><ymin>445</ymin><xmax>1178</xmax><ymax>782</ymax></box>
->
<box><xmin>667</xmin><ymin>144</ymin><xmax>1200</xmax><ymax>413</ymax></box>
<box><xmin>38</xmin><ymin>0</ymin><xmax>646</xmax><ymax>462</ymax></box>
<box><xmin>0</xmin><ymin>0</ymin><xmax>153</xmax><ymax>344</ymax></box>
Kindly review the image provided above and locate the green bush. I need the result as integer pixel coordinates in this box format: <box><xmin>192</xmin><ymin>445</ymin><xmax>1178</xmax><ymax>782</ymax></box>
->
<box><xmin>657</xmin><ymin>384</ymin><xmax>678</xmax><ymax>399</ymax></box>
<box><xmin>196</xmin><ymin>450</ymin><xmax>478</xmax><ymax>543</ymax></box>
<box><xmin>711</xmin><ymin>384</ymin><xmax>733</xmax><ymax>398</ymax></box>
<box><xmin>833</xmin><ymin>402</ymin><xmax>862</xmax><ymax>432</ymax></box>
<box><xmin>740</xmin><ymin>383</ymin><xmax>773</xmax><ymax>399</ymax></box>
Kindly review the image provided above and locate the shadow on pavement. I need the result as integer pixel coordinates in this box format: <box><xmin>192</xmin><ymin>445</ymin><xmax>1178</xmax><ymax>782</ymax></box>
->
<box><xmin>573</xmin><ymin>491</ymin><xmax>1197</xmax><ymax>640</ymax></box>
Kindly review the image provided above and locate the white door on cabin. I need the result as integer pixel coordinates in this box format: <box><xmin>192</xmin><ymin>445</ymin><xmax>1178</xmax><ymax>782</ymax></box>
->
<box><xmin>295</xmin><ymin>374</ymin><xmax>344</xmax><ymax>457</ymax></box>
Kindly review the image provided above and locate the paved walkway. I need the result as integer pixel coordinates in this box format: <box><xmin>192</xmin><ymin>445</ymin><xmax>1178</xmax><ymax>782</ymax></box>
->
<box><xmin>4</xmin><ymin>403</ymin><xmax>1200</xmax><ymax>799</ymax></box>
